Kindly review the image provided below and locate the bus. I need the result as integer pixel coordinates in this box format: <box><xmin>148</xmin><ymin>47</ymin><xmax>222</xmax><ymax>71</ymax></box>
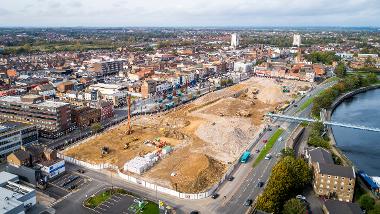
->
<box><xmin>240</xmin><ymin>151</ymin><xmax>251</xmax><ymax>163</ymax></box>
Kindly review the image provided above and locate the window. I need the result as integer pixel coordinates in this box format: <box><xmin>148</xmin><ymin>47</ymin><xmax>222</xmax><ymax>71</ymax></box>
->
<box><xmin>328</xmin><ymin>175</ymin><xmax>331</xmax><ymax>178</ymax></box>
<box><xmin>319</xmin><ymin>189</ymin><xmax>322</xmax><ymax>193</ymax></box>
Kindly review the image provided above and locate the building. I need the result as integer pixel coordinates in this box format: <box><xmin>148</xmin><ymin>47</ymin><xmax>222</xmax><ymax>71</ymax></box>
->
<box><xmin>91</xmin><ymin>101</ymin><xmax>114</xmax><ymax>121</ymax></box>
<box><xmin>0</xmin><ymin>121</ymin><xmax>38</xmax><ymax>157</ymax></box>
<box><xmin>71</xmin><ymin>106</ymin><xmax>101</xmax><ymax>128</ymax></box>
<box><xmin>92</xmin><ymin>60</ymin><xmax>124</xmax><ymax>76</ymax></box>
<box><xmin>141</xmin><ymin>80</ymin><xmax>157</xmax><ymax>98</ymax></box>
<box><xmin>231</xmin><ymin>33</ymin><xmax>239</xmax><ymax>49</ymax></box>
<box><xmin>314</xmin><ymin>162</ymin><xmax>356</xmax><ymax>202</ymax></box>
<box><xmin>234</xmin><ymin>62</ymin><xmax>252</xmax><ymax>73</ymax></box>
<box><xmin>7</xmin><ymin>145</ymin><xmax>65</xmax><ymax>180</ymax></box>
<box><xmin>0</xmin><ymin>95</ymin><xmax>72</xmax><ymax>138</ymax></box>
<box><xmin>293</xmin><ymin>34</ymin><xmax>301</xmax><ymax>47</ymax></box>
<box><xmin>322</xmin><ymin>199</ymin><xmax>362</xmax><ymax>214</ymax></box>
<box><xmin>307</xmin><ymin>147</ymin><xmax>356</xmax><ymax>202</ymax></box>
<box><xmin>57</xmin><ymin>81</ymin><xmax>74</xmax><ymax>93</ymax></box>
<box><xmin>31</xmin><ymin>83</ymin><xmax>56</xmax><ymax>98</ymax></box>
<box><xmin>0</xmin><ymin>171</ymin><xmax>37</xmax><ymax>214</ymax></box>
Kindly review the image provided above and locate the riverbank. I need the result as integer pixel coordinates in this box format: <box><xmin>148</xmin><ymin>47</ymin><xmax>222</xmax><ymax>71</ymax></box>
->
<box><xmin>326</xmin><ymin>84</ymin><xmax>380</xmax><ymax>146</ymax></box>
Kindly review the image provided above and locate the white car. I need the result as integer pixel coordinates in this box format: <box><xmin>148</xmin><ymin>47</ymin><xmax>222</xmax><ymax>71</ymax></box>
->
<box><xmin>264</xmin><ymin>154</ymin><xmax>272</xmax><ymax>160</ymax></box>
<box><xmin>296</xmin><ymin>195</ymin><xmax>306</xmax><ymax>201</ymax></box>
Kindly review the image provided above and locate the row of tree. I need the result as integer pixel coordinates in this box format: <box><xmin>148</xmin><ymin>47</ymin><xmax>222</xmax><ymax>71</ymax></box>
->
<box><xmin>255</xmin><ymin>156</ymin><xmax>312</xmax><ymax>213</ymax></box>
<box><xmin>311</xmin><ymin>73</ymin><xmax>378</xmax><ymax>117</ymax></box>
<box><xmin>304</xmin><ymin>51</ymin><xmax>341</xmax><ymax>65</ymax></box>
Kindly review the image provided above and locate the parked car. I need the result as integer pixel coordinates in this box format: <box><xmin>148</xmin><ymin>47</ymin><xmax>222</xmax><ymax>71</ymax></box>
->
<box><xmin>211</xmin><ymin>193</ymin><xmax>219</xmax><ymax>199</ymax></box>
<box><xmin>296</xmin><ymin>195</ymin><xmax>306</xmax><ymax>201</ymax></box>
<box><xmin>263</xmin><ymin>139</ymin><xmax>268</xmax><ymax>143</ymax></box>
<box><xmin>77</xmin><ymin>169</ymin><xmax>85</xmax><ymax>173</ymax></box>
<box><xmin>265</xmin><ymin>154</ymin><xmax>272</xmax><ymax>160</ymax></box>
<box><xmin>227</xmin><ymin>176</ymin><xmax>234</xmax><ymax>181</ymax></box>
<box><xmin>257</xmin><ymin>181</ymin><xmax>264</xmax><ymax>188</ymax></box>
<box><xmin>244</xmin><ymin>199</ymin><xmax>253</xmax><ymax>206</ymax></box>
<box><xmin>255</xmin><ymin>149</ymin><xmax>260</xmax><ymax>153</ymax></box>
<box><xmin>190</xmin><ymin>211</ymin><xmax>199</xmax><ymax>214</ymax></box>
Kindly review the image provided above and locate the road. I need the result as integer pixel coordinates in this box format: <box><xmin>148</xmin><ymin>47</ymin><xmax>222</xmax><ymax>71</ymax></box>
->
<box><xmin>52</xmin><ymin>80</ymin><xmax>336</xmax><ymax>214</ymax></box>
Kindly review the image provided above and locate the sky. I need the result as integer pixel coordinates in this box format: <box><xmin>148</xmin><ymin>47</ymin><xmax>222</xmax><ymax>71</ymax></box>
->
<box><xmin>0</xmin><ymin>0</ymin><xmax>379</xmax><ymax>27</ymax></box>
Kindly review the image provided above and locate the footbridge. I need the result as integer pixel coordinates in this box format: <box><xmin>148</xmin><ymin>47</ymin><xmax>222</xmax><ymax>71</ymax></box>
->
<box><xmin>266</xmin><ymin>113</ymin><xmax>380</xmax><ymax>132</ymax></box>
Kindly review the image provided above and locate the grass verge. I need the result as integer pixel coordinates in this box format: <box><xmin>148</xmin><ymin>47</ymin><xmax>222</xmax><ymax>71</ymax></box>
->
<box><xmin>141</xmin><ymin>201</ymin><xmax>160</xmax><ymax>214</ymax></box>
<box><xmin>253</xmin><ymin>128</ymin><xmax>284</xmax><ymax>167</ymax></box>
<box><xmin>84</xmin><ymin>188</ymin><xmax>129</xmax><ymax>209</ymax></box>
<box><xmin>298</xmin><ymin>97</ymin><xmax>314</xmax><ymax>112</ymax></box>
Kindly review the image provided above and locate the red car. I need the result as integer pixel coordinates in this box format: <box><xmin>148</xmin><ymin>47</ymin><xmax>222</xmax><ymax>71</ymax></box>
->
<box><xmin>263</xmin><ymin>139</ymin><xmax>268</xmax><ymax>143</ymax></box>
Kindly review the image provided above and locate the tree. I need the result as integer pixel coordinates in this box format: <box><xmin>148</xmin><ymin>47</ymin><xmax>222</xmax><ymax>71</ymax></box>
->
<box><xmin>368</xmin><ymin>204</ymin><xmax>380</xmax><ymax>214</ymax></box>
<box><xmin>256</xmin><ymin>156</ymin><xmax>311</xmax><ymax>213</ymax></box>
<box><xmin>91</xmin><ymin>122</ymin><xmax>102</xmax><ymax>133</ymax></box>
<box><xmin>367</xmin><ymin>73</ymin><xmax>378</xmax><ymax>84</ymax></box>
<box><xmin>281</xmin><ymin>148</ymin><xmax>295</xmax><ymax>158</ymax></box>
<box><xmin>283</xmin><ymin>198</ymin><xmax>307</xmax><ymax>214</ymax></box>
<box><xmin>335</xmin><ymin>62</ymin><xmax>347</xmax><ymax>78</ymax></box>
<box><xmin>359</xmin><ymin>194</ymin><xmax>375</xmax><ymax>211</ymax></box>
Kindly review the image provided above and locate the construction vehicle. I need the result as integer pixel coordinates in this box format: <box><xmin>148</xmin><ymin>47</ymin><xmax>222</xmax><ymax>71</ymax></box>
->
<box><xmin>101</xmin><ymin>146</ymin><xmax>110</xmax><ymax>155</ymax></box>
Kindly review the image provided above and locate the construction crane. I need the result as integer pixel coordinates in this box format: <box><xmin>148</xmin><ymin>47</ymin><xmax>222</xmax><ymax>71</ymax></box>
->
<box><xmin>127</xmin><ymin>95</ymin><xmax>132</xmax><ymax>135</ymax></box>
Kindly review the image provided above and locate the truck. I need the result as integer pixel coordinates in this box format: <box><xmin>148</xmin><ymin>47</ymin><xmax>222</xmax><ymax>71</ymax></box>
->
<box><xmin>240</xmin><ymin>151</ymin><xmax>251</xmax><ymax>163</ymax></box>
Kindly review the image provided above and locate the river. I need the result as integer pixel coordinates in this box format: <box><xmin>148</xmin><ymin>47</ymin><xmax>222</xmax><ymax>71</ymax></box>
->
<box><xmin>332</xmin><ymin>88</ymin><xmax>380</xmax><ymax>176</ymax></box>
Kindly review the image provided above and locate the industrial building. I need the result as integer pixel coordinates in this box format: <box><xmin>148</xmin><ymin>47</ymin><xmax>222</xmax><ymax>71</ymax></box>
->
<box><xmin>0</xmin><ymin>171</ymin><xmax>36</xmax><ymax>214</ymax></box>
<box><xmin>0</xmin><ymin>121</ymin><xmax>38</xmax><ymax>157</ymax></box>
<box><xmin>0</xmin><ymin>95</ymin><xmax>72</xmax><ymax>138</ymax></box>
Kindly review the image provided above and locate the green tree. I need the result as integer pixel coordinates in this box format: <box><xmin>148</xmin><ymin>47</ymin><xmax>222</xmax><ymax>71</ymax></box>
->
<box><xmin>283</xmin><ymin>198</ymin><xmax>307</xmax><ymax>214</ymax></box>
<box><xmin>91</xmin><ymin>122</ymin><xmax>102</xmax><ymax>133</ymax></box>
<box><xmin>281</xmin><ymin>148</ymin><xmax>295</xmax><ymax>158</ymax></box>
<box><xmin>256</xmin><ymin>156</ymin><xmax>311</xmax><ymax>213</ymax></box>
<box><xmin>367</xmin><ymin>73</ymin><xmax>378</xmax><ymax>84</ymax></box>
<box><xmin>359</xmin><ymin>195</ymin><xmax>375</xmax><ymax>211</ymax></box>
<box><xmin>335</xmin><ymin>62</ymin><xmax>347</xmax><ymax>78</ymax></box>
<box><xmin>368</xmin><ymin>204</ymin><xmax>380</xmax><ymax>214</ymax></box>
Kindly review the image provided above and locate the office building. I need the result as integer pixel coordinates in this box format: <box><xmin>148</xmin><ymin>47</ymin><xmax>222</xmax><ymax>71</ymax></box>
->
<box><xmin>0</xmin><ymin>171</ymin><xmax>36</xmax><ymax>214</ymax></box>
<box><xmin>231</xmin><ymin>33</ymin><xmax>239</xmax><ymax>49</ymax></box>
<box><xmin>293</xmin><ymin>34</ymin><xmax>301</xmax><ymax>47</ymax></box>
<box><xmin>0</xmin><ymin>95</ymin><xmax>72</xmax><ymax>138</ymax></box>
<box><xmin>92</xmin><ymin>60</ymin><xmax>124</xmax><ymax>76</ymax></box>
<box><xmin>0</xmin><ymin>122</ymin><xmax>38</xmax><ymax>157</ymax></box>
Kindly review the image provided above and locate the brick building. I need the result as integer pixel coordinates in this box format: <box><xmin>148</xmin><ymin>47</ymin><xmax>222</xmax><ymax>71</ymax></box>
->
<box><xmin>71</xmin><ymin>106</ymin><xmax>101</xmax><ymax>128</ymax></box>
<box><xmin>0</xmin><ymin>95</ymin><xmax>72</xmax><ymax>138</ymax></box>
<box><xmin>307</xmin><ymin>148</ymin><xmax>356</xmax><ymax>202</ymax></box>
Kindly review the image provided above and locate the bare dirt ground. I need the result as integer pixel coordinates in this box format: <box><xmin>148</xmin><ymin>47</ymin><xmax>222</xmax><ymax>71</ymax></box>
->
<box><xmin>64</xmin><ymin>77</ymin><xmax>311</xmax><ymax>193</ymax></box>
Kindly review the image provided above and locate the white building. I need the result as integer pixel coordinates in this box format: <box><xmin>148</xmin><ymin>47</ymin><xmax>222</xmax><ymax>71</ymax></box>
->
<box><xmin>156</xmin><ymin>81</ymin><xmax>172</xmax><ymax>93</ymax></box>
<box><xmin>0</xmin><ymin>172</ymin><xmax>37</xmax><ymax>214</ymax></box>
<box><xmin>38</xmin><ymin>159</ymin><xmax>65</xmax><ymax>179</ymax></box>
<box><xmin>293</xmin><ymin>34</ymin><xmax>301</xmax><ymax>47</ymax></box>
<box><xmin>231</xmin><ymin>33</ymin><xmax>239</xmax><ymax>49</ymax></box>
<box><xmin>234</xmin><ymin>62</ymin><xmax>252</xmax><ymax>73</ymax></box>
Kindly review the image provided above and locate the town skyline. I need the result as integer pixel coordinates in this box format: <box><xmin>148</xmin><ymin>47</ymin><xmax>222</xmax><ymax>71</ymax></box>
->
<box><xmin>1</xmin><ymin>0</ymin><xmax>380</xmax><ymax>27</ymax></box>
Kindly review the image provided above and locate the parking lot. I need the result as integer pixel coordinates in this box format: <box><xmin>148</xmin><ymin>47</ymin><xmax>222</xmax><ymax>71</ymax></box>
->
<box><xmin>43</xmin><ymin>171</ymin><xmax>89</xmax><ymax>200</ymax></box>
<box><xmin>87</xmin><ymin>193</ymin><xmax>136</xmax><ymax>214</ymax></box>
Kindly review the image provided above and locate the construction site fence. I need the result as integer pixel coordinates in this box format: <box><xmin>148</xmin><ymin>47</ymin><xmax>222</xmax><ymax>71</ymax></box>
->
<box><xmin>57</xmin><ymin>126</ymin><xmax>267</xmax><ymax>200</ymax></box>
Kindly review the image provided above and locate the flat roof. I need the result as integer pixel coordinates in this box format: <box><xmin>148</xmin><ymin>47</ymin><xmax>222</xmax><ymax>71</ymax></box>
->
<box><xmin>0</xmin><ymin>121</ymin><xmax>32</xmax><ymax>135</ymax></box>
<box><xmin>0</xmin><ymin>172</ymin><xmax>18</xmax><ymax>184</ymax></box>
<box><xmin>0</xmin><ymin>96</ymin><xmax>69</xmax><ymax>108</ymax></box>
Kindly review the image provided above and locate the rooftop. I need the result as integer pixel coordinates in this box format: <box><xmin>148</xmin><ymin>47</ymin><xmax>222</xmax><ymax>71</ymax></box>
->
<box><xmin>318</xmin><ymin>163</ymin><xmax>356</xmax><ymax>179</ymax></box>
<box><xmin>0</xmin><ymin>96</ymin><xmax>69</xmax><ymax>108</ymax></box>
<box><xmin>324</xmin><ymin>199</ymin><xmax>363</xmax><ymax>214</ymax></box>
<box><xmin>308</xmin><ymin>147</ymin><xmax>334</xmax><ymax>165</ymax></box>
<box><xmin>0</xmin><ymin>121</ymin><xmax>31</xmax><ymax>135</ymax></box>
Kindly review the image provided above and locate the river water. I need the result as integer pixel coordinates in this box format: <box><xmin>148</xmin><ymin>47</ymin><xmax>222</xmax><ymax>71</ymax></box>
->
<box><xmin>332</xmin><ymin>88</ymin><xmax>380</xmax><ymax>176</ymax></box>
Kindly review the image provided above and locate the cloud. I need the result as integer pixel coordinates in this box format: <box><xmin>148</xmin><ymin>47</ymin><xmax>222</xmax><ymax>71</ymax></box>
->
<box><xmin>0</xmin><ymin>0</ymin><xmax>379</xmax><ymax>26</ymax></box>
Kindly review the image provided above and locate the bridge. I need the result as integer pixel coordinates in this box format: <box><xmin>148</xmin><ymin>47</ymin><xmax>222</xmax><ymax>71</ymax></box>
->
<box><xmin>266</xmin><ymin>113</ymin><xmax>380</xmax><ymax>132</ymax></box>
